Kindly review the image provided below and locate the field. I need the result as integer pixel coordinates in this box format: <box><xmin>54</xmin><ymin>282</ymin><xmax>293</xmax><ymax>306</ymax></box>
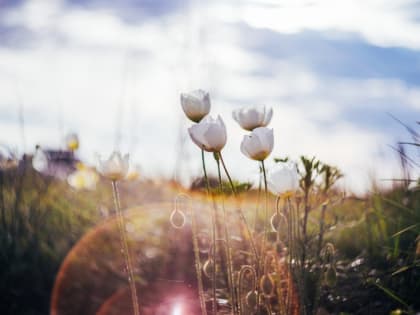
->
<box><xmin>0</xmin><ymin>152</ymin><xmax>418</xmax><ymax>315</ymax></box>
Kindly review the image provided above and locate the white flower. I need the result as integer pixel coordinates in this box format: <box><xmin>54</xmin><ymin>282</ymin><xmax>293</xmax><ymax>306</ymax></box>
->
<box><xmin>232</xmin><ymin>105</ymin><xmax>273</xmax><ymax>131</ymax></box>
<box><xmin>97</xmin><ymin>151</ymin><xmax>129</xmax><ymax>181</ymax></box>
<box><xmin>180</xmin><ymin>89</ymin><xmax>211</xmax><ymax>123</ymax></box>
<box><xmin>65</xmin><ymin>133</ymin><xmax>79</xmax><ymax>151</ymax></box>
<box><xmin>240</xmin><ymin>127</ymin><xmax>274</xmax><ymax>161</ymax></box>
<box><xmin>188</xmin><ymin>115</ymin><xmax>227</xmax><ymax>152</ymax></box>
<box><xmin>68</xmin><ymin>166</ymin><xmax>98</xmax><ymax>190</ymax></box>
<box><xmin>32</xmin><ymin>146</ymin><xmax>48</xmax><ymax>173</ymax></box>
<box><xmin>268</xmin><ymin>162</ymin><xmax>299</xmax><ymax>195</ymax></box>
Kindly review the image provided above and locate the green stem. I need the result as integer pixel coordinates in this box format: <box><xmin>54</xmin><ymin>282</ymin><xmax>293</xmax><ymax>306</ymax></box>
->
<box><xmin>275</xmin><ymin>196</ymin><xmax>281</xmax><ymax>243</ymax></box>
<box><xmin>191</xmin><ymin>198</ymin><xmax>208</xmax><ymax>315</ymax></box>
<box><xmin>300</xmin><ymin>192</ymin><xmax>310</xmax><ymax>313</ymax></box>
<box><xmin>261</xmin><ymin>160</ymin><xmax>269</xmax><ymax>260</ymax></box>
<box><xmin>289</xmin><ymin>197</ymin><xmax>307</xmax><ymax>315</ymax></box>
<box><xmin>219</xmin><ymin>153</ymin><xmax>236</xmax><ymax>195</ymax></box>
<box><xmin>216</xmin><ymin>155</ymin><xmax>237</xmax><ymax>315</ymax></box>
<box><xmin>202</xmin><ymin>149</ymin><xmax>217</xmax><ymax>315</ymax></box>
<box><xmin>259</xmin><ymin>160</ymin><xmax>269</xmax><ymax>313</ymax></box>
<box><xmin>301</xmin><ymin>192</ymin><xmax>310</xmax><ymax>269</ymax></box>
<box><xmin>254</xmin><ymin>170</ymin><xmax>262</xmax><ymax>234</ymax></box>
<box><xmin>111</xmin><ymin>181</ymin><xmax>140</xmax><ymax>315</ymax></box>
<box><xmin>317</xmin><ymin>203</ymin><xmax>327</xmax><ymax>260</ymax></box>
<box><xmin>219</xmin><ymin>152</ymin><xmax>259</xmax><ymax>263</ymax></box>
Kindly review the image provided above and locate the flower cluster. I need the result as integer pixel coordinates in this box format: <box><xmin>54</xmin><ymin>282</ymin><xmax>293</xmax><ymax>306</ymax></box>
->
<box><xmin>180</xmin><ymin>90</ymin><xmax>305</xmax><ymax>314</ymax></box>
<box><xmin>181</xmin><ymin>89</ymin><xmax>299</xmax><ymax>195</ymax></box>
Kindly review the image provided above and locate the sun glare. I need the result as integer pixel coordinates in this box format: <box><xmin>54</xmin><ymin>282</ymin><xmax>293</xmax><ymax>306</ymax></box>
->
<box><xmin>171</xmin><ymin>303</ymin><xmax>182</xmax><ymax>315</ymax></box>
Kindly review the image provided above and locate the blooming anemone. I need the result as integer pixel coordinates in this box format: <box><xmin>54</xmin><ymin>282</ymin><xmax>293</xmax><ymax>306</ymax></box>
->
<box><xmin>188</xmin><ymin>115</ymin><xmax>227</xmax><ymax>152</ymax></box>
<box><xmin>232</xmin><ymin>105</ymin><xmax>273</xmax><ymax>131</ymax></box>
<box><xmin>240</xmin><ymin>127</ymin><xmax>274</xmax><ymax>161</ymax></box>
<box><xmin>180</xmin><ymin>89</ymin><xmax>211</xmax><ymax>123</ymax></box>
<box><xmin>97</xmin><ymin>151</ymin><xmax>129</xmax><ymax>181</ymax></box>
<box><xmin>268</xmin><ymin>162</ymin><xmax>300</xmax><ymax>195</ymax></box>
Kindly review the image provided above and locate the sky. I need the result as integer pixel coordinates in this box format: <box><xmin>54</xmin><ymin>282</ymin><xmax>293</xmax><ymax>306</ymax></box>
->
<box><xmin>0</xmin><ymin>0</ymin><xmax>419</xmax><ymax>194</ymax></box>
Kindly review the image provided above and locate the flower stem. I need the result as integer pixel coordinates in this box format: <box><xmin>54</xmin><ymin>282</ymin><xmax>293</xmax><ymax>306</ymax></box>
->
<box><xmin>275</xmin><ymin>195</ymin><xmax>281</xmax><ymax>243</ymax></box>
<box><xmin>260</xmin><ymin>160</ymin><xmax>269</xmax><ymax>260</ymax></box>
<box><xmin>202</xmin><ymin>149</ymin><xmax>217</xmax><ymax>315</ymax></box>
<box><xmin>111</xmin><ymin>180</ymin><xmax>140</xmax><ymax>315</ymax></box>
<box><xmin>254</xmin><ymin>169</ymin><xmax>262</xmax><ymax>235</ymax></box>
<box><xmin>219</xmin><ymin>152</ymin><xmax>259</xmax><ymax>263</ymax></box>
<box><xmin>216</xmin><ymin>155</ymin><xmax>237</xmax><ymax>315</ymax></box>
<box><xmin>256</xmin><ymin>160</ymin><xmax>269</xmax><ymax>314</ymax></box>
<box><xmin>285</xmin><ymin>197</ymin><xmax>293</xmax><ymax>313</ymax></box>
<box><xmin>218</xmin><ymin>153</ymin><xmax>236</xmax><ymax>195</ymax></box>
<box><xmin>191</xmin><ymin>198</ymin><xmax>208</xmax><ymax>315</ymax></box>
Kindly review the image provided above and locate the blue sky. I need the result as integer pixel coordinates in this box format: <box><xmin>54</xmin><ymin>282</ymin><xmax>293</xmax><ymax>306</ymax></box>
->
<box><xmin>0</xmin><ymin>0</ymin><xmax>419</xmax><ymax>193</ymax></box>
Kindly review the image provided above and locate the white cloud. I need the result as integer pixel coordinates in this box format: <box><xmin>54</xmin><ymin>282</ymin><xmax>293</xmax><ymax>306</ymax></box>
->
<box><xmin>0</xmin><ymin>0</ymin><xmax>416</xmax><ymax>193</ymax></box>
<box><xmin>214</xmin><ymin>0</ymin><xmax>420</xmax><ymax>50</ymax></box>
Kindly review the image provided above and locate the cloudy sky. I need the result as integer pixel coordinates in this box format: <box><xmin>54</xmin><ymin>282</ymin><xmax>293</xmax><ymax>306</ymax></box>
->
<box><xmin>0</xmin><ymin>0</ymin><xmax>419</xmax><ymax>193</ymax></box>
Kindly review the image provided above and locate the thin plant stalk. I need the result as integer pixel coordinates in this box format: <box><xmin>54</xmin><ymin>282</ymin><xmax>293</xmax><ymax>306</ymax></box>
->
<box><xmin>275</xmin><ymin>196</ymin><xmax>290</xmax><ymax>315</ymax></box>
<box><xmin>219</xmin><ymin>153</ymin><xmax>259</xmax><ymax>263</ymax></box>
<box><xmin>11</xmin><ymin>157</ymin><xmax>26</xmax><ymax>252</ymax></box>
<box><xmin>256</xmin><ymin>160</ymin><xmax>269</xmax><ymax>314</ymax></box>
<box><xmin>190</xmin><ymin>199</ymin><xmax>208</xmax><ymax>315</ymax></box>
<box><xmin>275</xmin><ymin>196</ymin><xmax>281</xmax><ymax>243</ymax></box>
<box><xmin>272</xmin><ymin>248</ymin><xmax>287</xmax><ymax>315</ymax></box>
<box><xmin>312</xmin><ymin>202</ymin><xmax>328</xmax><ymax>314</ymax></box>
<box><xmin>317</xmin><ymin>202</ymin><xmax>328</xmax><ymax>260</ymax></box>
<box><xmin>288</xmin><ymin>197</ymin><xmax>307</xmax><ymax>315</ymax></box>
<box><xmin>290</xmin><ymin>198</ymin><xmax>300</xmax><ymax>268</ymax></box>
<box><xmin>300</xmin><ymin>193</ymin><xmax>311</xmax><ymax>314</ymax></box>
<box><xmin>238</xmin><ymin>265</ymin><xmax>257</xmax><ymax>315</ymax></box>
<box><xmin>201</xmin><ymin>149</ymin><xmax>217</xmax><ymax>315</ymax></box>
<box><xmin>260</xmin><ymin>160</ymin><xmax>269</xmax><ymax>263</ymax></box>
<box><xmin>284</xmin><ymin>196</ymin><xmax>294</xmax><ymax>313</ymax></box>
<box><xmin>111</xmin><ymin>180</ymin><xmax>140</xmax><ymax>315</ymax></box>
<box><xmin>301</xmin><ymin>190</ymin><xmax>310</xmax><ymax>271</ymax></box>
<box><xmin>216</xmin><ymin>155</ymin><xmax>238</xmax><ymax>315</ymax></box>
<box><xmin>254</xmin><ymin>169</ymin><xmax>262</xmax><ymax>234</ymax></box>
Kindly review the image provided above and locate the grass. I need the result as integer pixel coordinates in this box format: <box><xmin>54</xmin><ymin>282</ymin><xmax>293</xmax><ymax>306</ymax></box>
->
<box><xmin>0</xmin><ymin>153</ymin><xmax>419</xmax><ymax>314</ymax></box>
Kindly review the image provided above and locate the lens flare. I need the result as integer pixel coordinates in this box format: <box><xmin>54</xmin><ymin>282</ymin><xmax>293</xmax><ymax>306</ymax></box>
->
<box><xmin>171</xmin><ymin>303</ymin><xmax>182</xmax><ymax>315</ymax></box>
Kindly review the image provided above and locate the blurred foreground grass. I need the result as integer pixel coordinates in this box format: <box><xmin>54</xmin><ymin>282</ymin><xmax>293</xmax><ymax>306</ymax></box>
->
<box><xmin>0</xmin><ymin>158</ymin><xmax>176</xmax><ymax>315</ymax></box>
<box><xmin>0</xmin><ymin>156</ymin><xmax>419</xmax><ymax>314</ymax></box>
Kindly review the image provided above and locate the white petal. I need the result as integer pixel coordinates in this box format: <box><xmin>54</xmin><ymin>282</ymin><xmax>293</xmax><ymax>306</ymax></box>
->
<box><xmin>267</xmin><ymin>162</ymin><xmax>299</xmax><ymax>194</ymax></box>
<box><xmin>180</xmin><ymin>90</ymin><xmax>211</xmax><ymax>122</ymax></box>
<box><xmin>32</xmin><ymin>149</ymin><xmax>48</xmax><ymax>172</ymax></box>
<box><xmin>262</xmin><ymin>107</ymin><xmax>273</xmax><ymax>126</ymax></box>
<box><xmin>233</xmin><ymin>105</ymin><xmax>273</xmax><ymax>131</ymax></box>
<box><xmin>203</xmin><ymin>123</ymin><xmax>226</xmax><ymax>151</ymax></box>
<box><xmin>241</xmin><ymin>134</ymin><xmax>263</xmax><ymax>160</ymax></box>
<box><xmin>188</xmin><ymin>123</ymin><xmax>209</xmax><ymax>150</ymax></box>
<box><xmin>96</xmin><ymin>151</ymin><xmax>129</xmax><ymax>180</ymax></box>
<box><xmin>240</xmin><ymin>136</ymin><xmax>252</xmax><ymax>158</ymax></box>
<box><xmin>254</xmin><ymin>127</ymin><xmax>274</xmax><ymax>154</ymax></box>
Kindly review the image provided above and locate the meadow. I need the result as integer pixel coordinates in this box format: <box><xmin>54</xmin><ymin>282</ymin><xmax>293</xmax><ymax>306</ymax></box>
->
<box><xmin>0</xmin><ymin>111</ymin><xmax>418</xmax><ymax>315</ymax></box>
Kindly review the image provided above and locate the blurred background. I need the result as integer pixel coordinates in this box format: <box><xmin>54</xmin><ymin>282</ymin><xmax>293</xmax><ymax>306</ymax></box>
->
<box><xmin>0</xmin><ymin>1</ymin><xmax>419</xmax><ymax>315</ymax></box>
<box><xmin>0</xmin><ymin>0</ymin><xmax>419</xmax><ymax>193</ymax></box>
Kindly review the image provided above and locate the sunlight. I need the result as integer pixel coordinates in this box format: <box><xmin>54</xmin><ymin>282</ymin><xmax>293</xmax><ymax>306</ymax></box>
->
<box><xmin>171</xmin><ymin>302</ymin><xmax>182</xmax><ymax>315</ymax></box>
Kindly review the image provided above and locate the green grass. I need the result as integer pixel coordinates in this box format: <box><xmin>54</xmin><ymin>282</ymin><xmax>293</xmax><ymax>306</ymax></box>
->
<box><xmin>0</xmin><ymin>158</ymin><xmax>419</xmax><ymax>314</ymax></box>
